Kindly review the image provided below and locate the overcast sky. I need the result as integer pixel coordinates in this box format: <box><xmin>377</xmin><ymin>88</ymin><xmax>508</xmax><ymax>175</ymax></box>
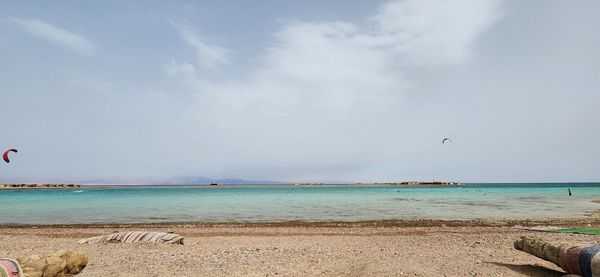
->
<box><xmin>1</xmin><ymin>0</ymin><xmax>599</xmax><ymax>183</ymax></box>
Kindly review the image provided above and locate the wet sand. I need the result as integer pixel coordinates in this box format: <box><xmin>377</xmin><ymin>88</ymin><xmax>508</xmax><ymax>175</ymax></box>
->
<box><xmin>2</xmin><ymin>220</ymin><xmax>600</xmax><ymax>276</ymax></box>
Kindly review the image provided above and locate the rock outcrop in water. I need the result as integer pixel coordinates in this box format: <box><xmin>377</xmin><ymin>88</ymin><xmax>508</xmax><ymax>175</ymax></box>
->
<box><xmin>374</xmin><ymin>181</ymin><xmax>461</xmax><ymax>186</ymax></box>
<box><xmin>0</xmin><ymin>184</ymin><xmax>80</xmax><ymax>190</ymax></box>
<box><xmin>293</xmin><ymin>183</ymin><xmax>326</xmax><ymax>186</ymax></box>
<box><xmin>293</xmin><ymin>181</ymin><xmax>462</xmax><ymax>186</ymax></box>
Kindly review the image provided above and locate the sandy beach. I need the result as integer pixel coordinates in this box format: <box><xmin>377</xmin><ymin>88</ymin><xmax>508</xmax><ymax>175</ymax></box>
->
<box><xmin>2</xmin><ymin>220</ymin><xmax>600</xmax><ymax>276</ymax></box>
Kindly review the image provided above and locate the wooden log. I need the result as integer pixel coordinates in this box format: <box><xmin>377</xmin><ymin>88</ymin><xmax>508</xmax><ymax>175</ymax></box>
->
<box><xmin>514</xmin><ymin>236</ymin><xmax>571</xmax><ymax>269</ymax></box>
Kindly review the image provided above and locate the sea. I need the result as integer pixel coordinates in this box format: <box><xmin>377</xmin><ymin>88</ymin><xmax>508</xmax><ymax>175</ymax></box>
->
<box><xmin>0</xmin><ymin>183</ymin><xmax>599</xmax><ymax>225</ymax></box>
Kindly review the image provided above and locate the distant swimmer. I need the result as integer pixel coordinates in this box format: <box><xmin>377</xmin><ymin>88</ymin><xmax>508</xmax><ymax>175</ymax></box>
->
<box><xmin>442</xmin><ymin>138</ymin><xmax>452</xmax><ymax>144</ymax></box>
<box><xmin>568</xmin><ymin>189</ymin><xmax>572</xmax><ymax>196</ymax></box>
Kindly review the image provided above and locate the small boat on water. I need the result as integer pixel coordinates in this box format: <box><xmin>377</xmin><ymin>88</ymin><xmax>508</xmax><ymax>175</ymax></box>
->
<box><xmin>210</xmin><ymin>182</ymin><xmax>219</xmax><ymax>186</ymax></box>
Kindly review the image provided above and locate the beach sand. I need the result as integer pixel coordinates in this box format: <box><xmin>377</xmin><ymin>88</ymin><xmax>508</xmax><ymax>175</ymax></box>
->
<box><xmin>2</xmin><ymin>221</ymin><xmax>600</xmax><ymax>276</ymax></box>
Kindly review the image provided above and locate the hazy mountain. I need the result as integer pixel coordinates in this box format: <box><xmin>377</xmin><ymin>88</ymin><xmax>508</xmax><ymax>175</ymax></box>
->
<box><xmin>0</xmin><ymin>176</ymin><xmax>288</xmax><ymax>185</ymax></box>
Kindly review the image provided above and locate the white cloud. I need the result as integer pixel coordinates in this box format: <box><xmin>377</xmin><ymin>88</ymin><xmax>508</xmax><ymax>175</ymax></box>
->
<box><xmin>371</xmin><ymin>0</ymin><xmax>502</xmax><ymax>66</ymax></box>
<box><xmin>164</xmin><ymin>59</ymin><xmax>201</xmax><ymax>85</ymax></box>
<box><xmin>172</xmin><ymin>23</ymin><xmax>231</xmax><ymax>68</ymax></box>
<box><xmin>162</xmin><ymin>0</ymin><xmax>503</xmax><ymax>180</ymax></box>
<box><xmin>169</xmin><ymin>0</ymin><xmax>502</xmax><ymax>116</ymax></box>
<box><xmin>13</xmin><ymin>18</ymin><xmax>98</xmax><ymax>55</ymax></box>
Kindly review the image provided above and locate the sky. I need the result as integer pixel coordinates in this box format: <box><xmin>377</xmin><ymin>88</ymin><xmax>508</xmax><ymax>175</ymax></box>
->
<box><xmin>0</xmin><ymin>0</ymin><xmax>599</xmax><ymax>183</ymax></box>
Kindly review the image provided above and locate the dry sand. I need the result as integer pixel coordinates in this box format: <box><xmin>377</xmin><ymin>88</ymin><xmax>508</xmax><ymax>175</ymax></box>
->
<box><xmin>2</xmin><ymin>221</ymin><xmax>600</xmax><ymax>276</ymax></box>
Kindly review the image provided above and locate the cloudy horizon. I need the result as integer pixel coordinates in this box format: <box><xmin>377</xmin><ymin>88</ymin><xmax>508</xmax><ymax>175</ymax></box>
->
<box><xmin>1</xmin><ymin>0</ymin><xmax>599</xmax><ymax>183</ymax></box>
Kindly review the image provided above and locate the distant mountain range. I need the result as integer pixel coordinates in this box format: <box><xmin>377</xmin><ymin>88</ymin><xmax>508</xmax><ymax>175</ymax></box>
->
<box><xmin>140</xmin><ymin>177</ymin><xmax>288</xmax><ymax>185</ymax></box>
<box><xmin>0</xmin><ymin>176</ymin><xmax>288</xmax><ymax>185</ymax></box>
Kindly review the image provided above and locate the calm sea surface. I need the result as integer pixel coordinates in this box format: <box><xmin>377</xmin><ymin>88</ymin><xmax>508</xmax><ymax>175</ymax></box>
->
<box><xmin>1</xmin><ymin>183</ymin><xmax>599</xmax><ymax>224</ymax></box>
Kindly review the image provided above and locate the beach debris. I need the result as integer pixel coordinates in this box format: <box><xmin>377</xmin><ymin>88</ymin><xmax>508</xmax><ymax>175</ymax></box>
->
<box><xmin>514</xmin><ymin>236</ymin><xmax>600</xmax><ymax>276</ymax></box>
<box><xmin>1</xmin><ymin>250</ymin><xmax>88</xmax><ymax>277</ymax></box>
<box><xmin>470</xmin><ymin>241</ymin><xmax>481</xmax><ymax>248</ymax></box>
<box><xmin>78</xmin><ymin>231</ymin><xmax>184</xmax><ymax>245</ymax></box>
<box><xmin>523</xmin><ymin>226</ymin><xmax>565</xmax><ymax>232</ymax></box>
<box><xmin>442</xmin><ymin>138</ymin><xmax>452</xmax><ymax>144</ymax></box>
<box><xmin>3</xmin><ymin>149</ymin><xmax>18</xmax><ymax>163</ymax></box>
<box><xmin>523</xmin><ymin>226</ymin><xmax>600</xmax><ymax>235</ymax></box>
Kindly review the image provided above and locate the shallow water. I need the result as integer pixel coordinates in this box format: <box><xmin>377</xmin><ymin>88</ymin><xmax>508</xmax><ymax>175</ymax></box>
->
<box><xmin>0</xmin><ymin>183</ymin><xmax>599</xmax><ymax>224</ymax></box>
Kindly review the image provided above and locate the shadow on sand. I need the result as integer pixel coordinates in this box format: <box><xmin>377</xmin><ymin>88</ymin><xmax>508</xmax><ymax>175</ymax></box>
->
<box><xmin>488</xmin><ymin>262</ymin><xmax>564</xmax><ymax>276</ymax></box>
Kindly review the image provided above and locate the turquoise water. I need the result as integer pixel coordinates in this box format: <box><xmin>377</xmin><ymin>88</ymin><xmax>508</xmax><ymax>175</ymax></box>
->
<box><xmin>1</xmin><ymin>183</ymin><xmax>599</xmax><ymax>224</ymax></box>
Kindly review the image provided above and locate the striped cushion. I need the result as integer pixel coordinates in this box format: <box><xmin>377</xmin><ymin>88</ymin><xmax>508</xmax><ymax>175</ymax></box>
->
<box><xmin>563</xmin><ymin>245</ymin><xmax>586</xmax><ymax>275</ymax></box>
<box><xmin>580</xmin><ymin>245</ymin><xmax>600</xmax><ymax>277</ymax></box>
<box><xmin>560</xmin><ymin>244</ymin><xmax>600</xmax><ymax>277</ymax></box>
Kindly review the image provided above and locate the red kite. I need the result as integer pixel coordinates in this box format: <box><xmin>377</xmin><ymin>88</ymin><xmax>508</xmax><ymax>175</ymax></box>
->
<box><xmin>3</xmin><ymin>149</ymin><xmax>18</xmax><ymax>163</ymax></box>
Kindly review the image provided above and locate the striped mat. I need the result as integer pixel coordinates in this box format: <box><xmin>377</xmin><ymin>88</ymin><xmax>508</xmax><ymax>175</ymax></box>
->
<box><xmin>0</xmin><ymin>259</ymin><xmax>22</xmax><ymax>277</ymax></box>
<box><xmin>78</xmin><ymin>231</ymin><xmax>184</xmax><ymax>245</ymax></box>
